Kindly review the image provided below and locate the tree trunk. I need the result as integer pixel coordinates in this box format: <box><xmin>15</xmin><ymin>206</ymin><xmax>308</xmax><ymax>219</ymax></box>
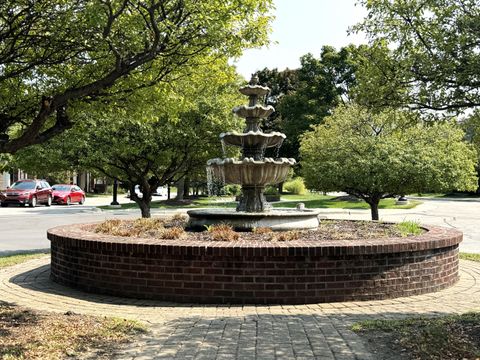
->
<box><xmin>138</xmin><ymin>200</ymin><xmax>151</xmax><ymax>218</ymax></box>
<box><xmin>183</xmin><ymin>177</ymin><xmax>190</xmax><ymax>198</ymax></box>
<box><xmin>368</xmin><ymin>199</ymin><xmax>380</xmax><ymax>220</ymax></box>
<box><xmin>175</xmin><ymin>178</ymin><xmax>184</xmax><ymax>200</ymax></box>
<box><xmin>138</xmin><ymin>186</ymin><xmax>152</xmax><ymax>218</ymax></box>
<box><xmin>477</xmin><ymin>168</ymin><xmax>480</xmax><ymax>194</ymax></box>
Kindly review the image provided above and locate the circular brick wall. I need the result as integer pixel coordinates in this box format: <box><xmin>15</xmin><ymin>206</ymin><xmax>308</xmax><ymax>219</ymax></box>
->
<box><xmin>47</xmin><ymin>223</ymin><xmax>462</xmax><ymax>304</ymax></box>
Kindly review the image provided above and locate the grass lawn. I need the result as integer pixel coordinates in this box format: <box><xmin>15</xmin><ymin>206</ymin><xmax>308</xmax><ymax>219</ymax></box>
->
<box><xmin>98</xmin><ymin>193</ymin><xmax>421</xmax><ymax>211</ymax></box>
<box><xmin>274</xmin><ymin>194</ymin><xmax>421</xmax><ymax>210</ymax></box>
<box><xmin>460</xmin><ymin>253</ymin><xmax>480</xmax><ymax>262</ymax></box>
<box><xmin>412</xmin><ymin>192</ymin><xmax>480</xmax><ymax>199</ymax></box>
<box><xmin>0</xmin><ymin>251</ymin><xmax>50</xmax><ymax>269</ymax></box>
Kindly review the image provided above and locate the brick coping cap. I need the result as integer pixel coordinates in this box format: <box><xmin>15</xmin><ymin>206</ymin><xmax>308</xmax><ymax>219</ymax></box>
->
<box><xmin>47</xmin><ymin>222</ymin><xmax>462</xmax><ymax>255</ymax></box>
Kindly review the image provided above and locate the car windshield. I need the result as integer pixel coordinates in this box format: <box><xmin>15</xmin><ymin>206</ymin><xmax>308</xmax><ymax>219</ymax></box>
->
<box><xmin>52</xmin><ymin>185</ymin><xmax>71</xmax><ymax>191</ymax></box>
<box><xmin>11</xmin><ymin>181</ymin><xmax>35</xmax><ymax>190</ymax></box>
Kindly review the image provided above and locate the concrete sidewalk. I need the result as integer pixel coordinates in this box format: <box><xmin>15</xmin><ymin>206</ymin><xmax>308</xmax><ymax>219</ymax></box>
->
<box><xmin>1</xmin><ymin>256</ymin><xmax>479</xmax><ymax>359</ymax></box>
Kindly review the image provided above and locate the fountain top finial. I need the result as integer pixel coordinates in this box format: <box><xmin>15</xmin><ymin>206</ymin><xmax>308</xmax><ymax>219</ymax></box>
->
<box><xmin>249</xmin><ymin>74</ymin><xmax>259</xmax><ymax>86</ymax></box>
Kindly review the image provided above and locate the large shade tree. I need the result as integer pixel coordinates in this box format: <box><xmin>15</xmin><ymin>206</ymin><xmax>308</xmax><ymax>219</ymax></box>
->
<box><xmin>353</xmin><ymin>0</ymin><xmax>480</xmax><ymax>114</ymax></box>
<box><xmin>0</xmin><ymin>0</ymin><xmax>272</xmax><ymax>154</ymax></box>
<box><xmin>300</xmin><ymin>104</ymin><xmax>478</xmax><ymax>220</ymax></box>
<box><xmin>276</xmin><ymin>46</ymin><xmax>357</xmax><ymax>159</ymax></box>
<box><xmin>12</xmin><ymin>60</ymin><xmax>244</xmax><ymax>217</ymax></box>
<box><xmin>254</xmin><ymin>67</ymin><xmax>298</xmax><ymax>133</ymax></box>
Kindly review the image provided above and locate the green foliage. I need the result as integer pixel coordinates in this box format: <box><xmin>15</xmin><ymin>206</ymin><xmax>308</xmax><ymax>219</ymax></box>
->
<box><xmin>264</xmin><ymin>185</ymin><xmax>279</xmax><ymax>195</ymax></box>
<box><xmin>254</xmin><ymin>67</ymin><xmax>298</xmax><ymax>135</ymax></box>
<box><xmin>283</xmin><ymin>177</ymin><xmax>306</xmax><ymax>195</ymax></box>
<box><xmin>395</xmin><ymin>221</ymin><xmax>423</xmax><ymax>237</ymax></box>
<box><xmin>12</xmin><ymin>59</ymin><xmax>244</xmax><ymax>217</ymax></box>
<box><xmin>0</xmin><ymin>0</ymin><xmax>273</xmax><ymax>154</ymax></box>
<box><xmin>0</xmin><ymin>251</ymin><xmax>50</xmax><ymax>269</ymax></box>
<box><xmin>459</xmin><ymin>253</ymin><xmax>480</xmax><ymax>262</ymax></box>
<box><xmin>353</xmin><ymin>0</ymin><xmax>480</xmax><ymax>113</ymax></box>
<box><xmin>300</xmin><ymin>104</ymin><xmax>478</xmax><ymax>219</ymax></box>
<box><xmin>223</xmin><ymin>184</ymin><xmax>241</xmax><ymax>196</ymax></box>
<box><xmin>276</xmin><ymin>46</ymin><xmax>357</xmax><ymax>159</ymax></box>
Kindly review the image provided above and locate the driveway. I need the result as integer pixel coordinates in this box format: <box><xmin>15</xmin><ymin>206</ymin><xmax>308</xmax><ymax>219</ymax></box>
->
<box><xmin>0</xmin><ymin>196</ymin><xmax>479</xmax><ymax>254</ymax></box>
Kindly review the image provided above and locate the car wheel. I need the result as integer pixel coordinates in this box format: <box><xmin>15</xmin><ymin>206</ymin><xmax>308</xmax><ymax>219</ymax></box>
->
<box><xmin>29</xmin><ymin>196</ymin><xmax>37</xmax><ymax>208</ymax></box>
<box><xmin>79</xmin><ymin>196</ymin><xmax>85</xmax><ymax>205</ymax></box>
<box><xmin>46</xmin><ymin>195</ymin><xmax>52</xmax><ymax>207</ymax></box>
<box><xmin>66</xmin><ymin>196</ymin><xmax>71</xmax><ymax>206</ymax></box>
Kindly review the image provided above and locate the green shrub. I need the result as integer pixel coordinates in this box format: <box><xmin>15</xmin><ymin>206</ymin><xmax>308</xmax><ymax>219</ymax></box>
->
<box><xmin>223</xmin><ymin>184</ymin><xmax>241</xmax><ymax>196</ymax></box>
<box><xmin>264</xmin><ymin>185</ymin><xmax>279</xmax><ymax>195</ymax></box>
<box><xmin>395</xmin><ymin>220</ymin><xmax>423</xmax><ymax>236</ymax></box>
<box><xmin>284</xmin><ymin>177</ymin><xmax>306</xmax><ymax>195</ymax></box>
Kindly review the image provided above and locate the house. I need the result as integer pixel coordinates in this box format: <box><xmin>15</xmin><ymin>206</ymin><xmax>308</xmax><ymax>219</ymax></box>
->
<box><xmin>0</xmin><ymin>170</ymin><xmax>29</xmax><ymax>189</ymax></box>
<box><xmin>0</xmin><ymin>172</ymin><xmax>9</xmax><ymax>189</ymax></box>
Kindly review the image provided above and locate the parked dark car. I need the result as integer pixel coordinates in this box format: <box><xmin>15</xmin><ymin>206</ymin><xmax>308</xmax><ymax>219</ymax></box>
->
<box><xmin>0</xmin><ymin>179</ymin><xmax>53</xmax><ymax>207</ymax></box>
<box><xmin>52</xmin><ymin>184</ymin><xmax>86</xmax><ymax>205</ymax></box>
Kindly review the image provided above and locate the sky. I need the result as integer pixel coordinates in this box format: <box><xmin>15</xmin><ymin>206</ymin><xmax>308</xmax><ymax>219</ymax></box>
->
<box><xmin>234</xmin><ymin>0</ymin><xmax>368</xmax><ymax>79</ymax></box>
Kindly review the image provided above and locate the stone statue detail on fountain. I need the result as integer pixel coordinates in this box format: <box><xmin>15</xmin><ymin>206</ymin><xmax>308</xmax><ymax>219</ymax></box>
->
<box><xmin>187</xmin><ymin>75</ymin><xmax>320</xmax><ymax>231</ymax></box>
<box><xmin>207</xmin><ymin>74</ymin><xmax>296</xmax><ymax>212</ymax></box>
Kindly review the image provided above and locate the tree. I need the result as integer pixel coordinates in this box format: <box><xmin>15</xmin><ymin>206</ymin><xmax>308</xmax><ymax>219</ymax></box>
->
<box><xmin>254</xmin><ymin>67</ymin><xmax>298</xmax><ymax>133</ymax></box>
<box><xmin>300</xmin><ymin>104</ymin><xmax>478</xmax><ymax>220</ymax></box>
<box><xmin>0</xmin><ymin>0</ymin><xmax>272</xmax><ymax>154</ymax></box>
<box><xmin>276</xmin><ymin>46</ymin><xmax>357</xmax><ymax>159</ymax></box>
<box><xmin>354</xmin><ymin>0</ymin><xmax>480</xmax><ymax>114</ymax></box>
<box><xmin>11</xmin><ymin>60</ymin><xmax>243</xmax><ymax>217</ymax></box>
<box><xmin>461</xmin><ymin>110</ymin><xmax>480</xmax><ymax>192</ymax></box>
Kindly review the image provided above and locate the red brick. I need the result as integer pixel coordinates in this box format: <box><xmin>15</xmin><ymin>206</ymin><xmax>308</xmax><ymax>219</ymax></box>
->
<box><xmin>48</xmin><ymin>222</ymin><xmax>462</xmax><ymax>304</ymax></box>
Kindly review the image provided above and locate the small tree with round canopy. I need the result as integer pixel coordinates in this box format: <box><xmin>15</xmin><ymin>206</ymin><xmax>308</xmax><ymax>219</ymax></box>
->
<box><xmin>300</xmin><ymin>104</ymin><xmax>478</xmax><ymax>220</ymax></box>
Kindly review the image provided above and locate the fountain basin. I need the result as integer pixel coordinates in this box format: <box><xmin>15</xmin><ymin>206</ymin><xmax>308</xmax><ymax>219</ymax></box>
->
<box><xmin>220</xmin><ymin>131</ymin><xmax>285</xmax><ymax>148</ymax></box>
<box><xmin>207</xmin><ymin>158</ymin><xmax>295</xmax><ymax>185</ymax></box>
<box><xmin>187</xmin><ymin>208</ymin><xmax>321</xmax><ymax>231</ymax></box>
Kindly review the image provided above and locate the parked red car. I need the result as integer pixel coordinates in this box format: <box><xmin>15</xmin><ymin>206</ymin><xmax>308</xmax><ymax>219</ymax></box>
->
<box><xmin>0</xmin><ymin>179</ymin><xmax>53</xmax><ymax>207</ymax></box>
<box><xmin>52</xmin><ymin>184</ymin><xmax>85</xmax><ymax>205</ymax></box>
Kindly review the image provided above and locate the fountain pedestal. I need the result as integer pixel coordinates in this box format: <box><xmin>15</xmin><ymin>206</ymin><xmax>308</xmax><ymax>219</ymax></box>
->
<box><xmin>237</xmin><ymin>185</ymin><xmax>271</xmax><ymax>212</ymax></box>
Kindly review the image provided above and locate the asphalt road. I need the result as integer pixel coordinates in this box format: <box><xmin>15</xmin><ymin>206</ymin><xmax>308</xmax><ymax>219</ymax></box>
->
<box><xmin>0</xmin><ymin>195</ymin><xmax>180</xmax><ymax>254</ymax></box>
<box><xmin>0</xmin><ymin>196</ymin><xmax>479</xmax><ymax>254</ymax></box>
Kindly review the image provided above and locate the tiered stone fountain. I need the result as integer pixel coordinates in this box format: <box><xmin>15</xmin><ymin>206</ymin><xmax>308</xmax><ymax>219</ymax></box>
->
<box><xmin>187</xmin><ymin>76</ymin><xmax>320</xmax><ymax>231</ymax></box>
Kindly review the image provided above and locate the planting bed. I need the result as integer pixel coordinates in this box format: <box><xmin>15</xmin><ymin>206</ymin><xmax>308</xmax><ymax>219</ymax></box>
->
<box><xmin>47</xmin><ymin>221</ymin><xmax>462</xmax><ymax>304</ymax></box>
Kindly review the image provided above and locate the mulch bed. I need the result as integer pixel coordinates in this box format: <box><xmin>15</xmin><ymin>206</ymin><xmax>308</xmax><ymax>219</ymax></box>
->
<box><xmin>92</xmin><ymin>218</ymin><xmax>424</xmax><ymax>242</ymax></box>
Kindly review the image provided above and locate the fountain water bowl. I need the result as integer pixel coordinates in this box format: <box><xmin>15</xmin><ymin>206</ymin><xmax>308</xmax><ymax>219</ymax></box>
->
<box><xmin>233</xmin><ymin>104</ymin><xmax>275</xmax><ymax>119</ymax></box>
<box><xmin>220</xmin><ymin>131</ymin><xmax>285</xmax><ymax>148</ymax></box>
<box><xmin>207</xmin><ymin>157</ymin><xmax>295</xmax><ymax>185</ymax></box>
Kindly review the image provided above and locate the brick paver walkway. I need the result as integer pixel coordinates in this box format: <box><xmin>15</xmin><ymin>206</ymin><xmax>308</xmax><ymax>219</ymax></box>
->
<box><xmin>1</xmin><ymin>256</ymin><xmax>480</xmax><ymax>359</ymax></box>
